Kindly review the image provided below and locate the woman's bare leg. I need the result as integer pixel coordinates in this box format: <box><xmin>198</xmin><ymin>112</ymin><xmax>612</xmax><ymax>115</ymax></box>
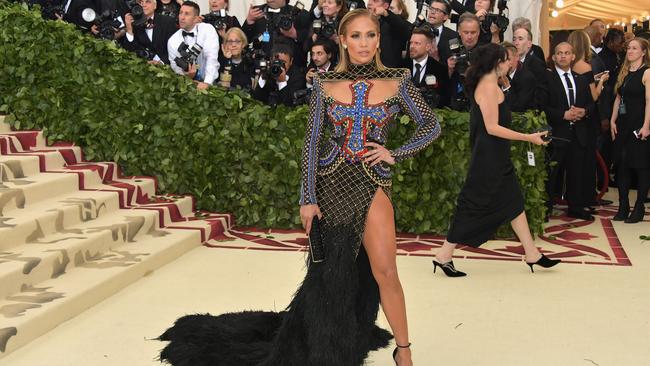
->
<box><xmin>363</xmin><ymin>189</ymin><xmax>412</xmax><ymax>365</ymax></box>
<box><xmin>510</xmin><ymin>211</ymin><xmax>543</xmax><ymax>262</ymax></box>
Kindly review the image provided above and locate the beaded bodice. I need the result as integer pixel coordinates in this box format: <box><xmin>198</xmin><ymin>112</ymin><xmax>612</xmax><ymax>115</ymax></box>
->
<box><xmin>300</xmin><ymin>63</ymin><xmax>441</xmax><ymax>205</ymax></box>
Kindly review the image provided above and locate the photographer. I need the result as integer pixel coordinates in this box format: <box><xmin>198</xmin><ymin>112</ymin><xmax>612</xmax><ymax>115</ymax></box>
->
<box><xmin>450</xmin><ymin>0</ymin><xmax>505</xmax><ymax>45</ymax></box>
<box><xmin>35</xmin><ymin>0</ymin><xmax>99</xmax><ymax>28</ymax></box>
<box><xmin>252</xmin><ymin>42</ymin><xmax>306</xmax><ymax>107</ymax></box>
<box><xmin>203</xmin><ymin>0</ymin><xmax>241</xmax><ymax>39</ymax></box>
<box><xmin>447</xmin><ymin>12</ymin><xmax>480</xmax><ymax>110</ymax></box>
<box><xmin>243</xmin><ymin>0</ymin><xmax>311</xmax><ymax>68</ymax></box>
<box><xmin>367</xmin><ymin>0</ymin><xmax>411</xmax><ymax>68</ymax></box>
<box><xmin>403</xmin><ymin>27</ymin><xmax>450</xmax><ymax>108</ymax></box>
<box><xmin>168</xmin><ymin>1</ymin><xmax>220</xmax><ymax>90</ymax></box>
<box><xmin>155</xmin><ymin>0</ymin><xmax>182</xmax><ymax>22</ymax></box>
<box><xmin>121</xmin><ymin>0</ymin><xmax>176</xmax><ymax>64</ymax></box>
<box><xmin>305</xmin><ymin>0</ymin><xmax>346</xmax><ymax>63</ymax></box>
<box><xmin>427</xmin><ymin>0</ymin><xmax>459</xmax><ymax>65</ymax></box>
<box><xmin>219</xmin><ymin>27</ymin><xmax>254</xmax><ymax>91</ymax></box>
<box><xmin>306</xmin><ymin>38</ymin><xmax>335</xmax><ymax>89</ymax></box>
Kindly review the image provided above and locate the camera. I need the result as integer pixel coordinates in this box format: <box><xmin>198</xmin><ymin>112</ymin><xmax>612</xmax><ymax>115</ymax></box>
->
<box><xmin>135</xmin><ymin>48</ymin><xmax>156</xmax><ymax>61</ymax></box>
<box><xmin>266</xmin><ymin>1</ymin><xmax>304</xmax><ymax>31</ymax></box>
<box><xmin>417</xmin><ymin>75</ymin><xmax>441</xmax><ymax>108</ymax></box>
<box><xmin>81</xmin><ymin>8</ymin><xmax>122</xmax><ymax>40</ymax></box>
<box><xmin>125</xmin><ymin>0</ymin><xmax>147</xmax><ymax>28</ymax></box>
<box><xmin>312</xmin><ymin>18</ymin><xmax>338</xmax><ymax>39</ymax></box>
<box><xmin>345</xmin><ymin>0</ymin><xmax>365</xmax><ymax>10</ymax></box>
<box><xmin>480</xmin><ymin>0</ymin><xmax>509</xmax><ymax>35</ymax></box>
<box><xmin>203</xmin><ymin>9</ymin><xmax>228</xmax><ymax>31</ymax></box>
<box><xmin>269</xmin><ymin>59</ymin><xmax>286</xmax><ymax>78</ymax></box>
<box><xmin>293</xmin><ymin>88</ymin><xmax>312</xmax><ymax>105</ymax></box>
<box><xmin>412</xmin><ymin>14</ymin><xmax>435</xmax><ymax>34</ymax></box>
<box><xmin>175</xmin><ymin>42</ymin><xmax>203</xmax><ymax>72</ymax></box>
<box><xmin>449</xmin><ymin>38</ymin><xmax>471</xmax><ymax>76</ymax></box>
<box><xmin>40</xmin><ymin>0</ymin><xmax>65</xmax><ymax>20</ymax></box>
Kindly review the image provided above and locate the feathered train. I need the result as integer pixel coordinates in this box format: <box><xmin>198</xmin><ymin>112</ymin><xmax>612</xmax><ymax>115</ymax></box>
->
<box><xmin>157</xmin><ymin>225</ymin><xmax>393</xmax><ymax>366</ymax></box>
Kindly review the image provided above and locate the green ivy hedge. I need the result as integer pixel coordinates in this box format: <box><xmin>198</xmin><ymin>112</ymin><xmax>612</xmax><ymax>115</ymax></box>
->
<box><xmin>0</xmin><ymin>2</ymin><xmax>548</xmax><ymax>235</ymax></box>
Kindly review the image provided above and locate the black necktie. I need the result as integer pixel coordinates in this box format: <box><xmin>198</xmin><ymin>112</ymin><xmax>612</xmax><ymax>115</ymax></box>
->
<box><xmin>563</xmin><ymin>72</ymin><xmax>575</xmax><ymax>106</ymax></box>
<box><xmin>413</xmin><ymin>63</ymin><xmax>422</xmax><ymax>84</ymax></box>
<box><xmin>182</xmin><ymin>31</ymin><xmax>195</xmax><ymax>38</ymax></box>
<box><xmin>432</xmin><ymin>28</ymin><xmax>439</xmax><ymax>37</ymax></box>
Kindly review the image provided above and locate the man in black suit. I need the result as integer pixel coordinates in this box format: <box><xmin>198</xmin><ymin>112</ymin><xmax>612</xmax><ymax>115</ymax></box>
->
<box><xmin>59</xmin><ymin>0</ymin><xmax>99</xmax><ymax>29</ymax></box>
<box><xmin>121</xmin><ymin>0</ymin><xmax>177</xmax><ymax>64</ymax></box>
<box><xmin>584</xmin><ymin>25</ymin><xmax>607</xmax><ymax>74</ymax></box>
<box><xmin>306</xmin><ymin>38</ymin><xmax>335</xmax><ymax>89</ymax></box>
<box><xmin>501</xmin><ymin>42</ymin><xmax>536</xmax><ymax>112</ymax></box>
<box><xmin>447</xmin><ymin>12</ymin><xmax>480</xmax><ymax>111</ymax></box>
<box><xmin>243</xmin><ymin>0</ymin><xmax>310</xmax><ymax>68</ymax></box>
<box><xmin>543</xmin><ymin>42</ymin><xmax>598</xmax><ymax>220</ymax></box>
<box><xmin>427</xmin><ymin>0</ymin><xmax>459</xmax><ymax>66</ymax></box>
<box><xmin>513</xmin><ymin>27</ymin><xmax>547</xmax><ymax>109</ymax></box>
<box><xmin>600</xmin><ymin>29</ymin><xmax>624</xmax><ymax>75</ymax></box>
<box><xmin>403</xmin><ymin>28</ymin><xmax>450</xmax><ymax>108</ymax></box>
<box><xmin>252</xmin><ymin>42</ymin><xmax>307</xmax><ymax>107</ymax></box>
<box><xmin>366</xmin><ymin>0</ymin><xmax>411</xmax><ymax>68</ymax></box>
<box><xmin>511</xmin><ymin>17</ymin><xmax>546</xmax><ymax>62</ymax></box>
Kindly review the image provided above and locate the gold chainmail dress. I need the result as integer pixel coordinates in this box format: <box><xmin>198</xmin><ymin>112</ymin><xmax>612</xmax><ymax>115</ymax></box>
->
<box><xmin>158</xmin><ymin>61</ymin><xmax>441</xmax><ymax>366</ymax></box>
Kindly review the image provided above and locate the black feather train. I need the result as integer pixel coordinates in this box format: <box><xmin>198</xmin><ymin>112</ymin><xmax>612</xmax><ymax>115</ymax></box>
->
<box><xmin>157</xmin><ymin>225</ymin><xmax>393</xmax><ymax>366</ymax></box>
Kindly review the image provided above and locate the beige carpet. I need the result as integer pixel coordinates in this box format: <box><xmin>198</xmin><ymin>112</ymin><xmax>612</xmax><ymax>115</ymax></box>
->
<box><xmin>2</xmin><ymin>190</ymin><xmax>649</xmax><ymax>366</ymax></box>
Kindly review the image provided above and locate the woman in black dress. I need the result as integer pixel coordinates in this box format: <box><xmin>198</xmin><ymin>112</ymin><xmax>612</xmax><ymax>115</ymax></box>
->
<box><xmin>158</xmin><ymin>9</ymin><xmax>440</xmax><ymax>365</ymax></box>
<box><xmin>610</xmin><ymin>38</ymin><xmax>650</xmax><ymax>223</ymax></box>
<box><xmin>432</xmin><ymin>43</ymin><xmax>561</xmax><ymax>277</ymax></box>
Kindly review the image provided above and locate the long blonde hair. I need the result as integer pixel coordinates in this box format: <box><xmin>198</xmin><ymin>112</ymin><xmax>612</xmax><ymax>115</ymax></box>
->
<box><xmin>567</xmin><ymin>30</ymin><xmax>591</xmax><ymax>64</ymax></box>
<box><xmin>335</xmin><ymin>9</ymin><xmax>387</xmax><ymax>72</ymax></box>
<box><xmin>615</xmin><ymin>38</ymin><xmax>650</xmax><ymax>92</ymax></box>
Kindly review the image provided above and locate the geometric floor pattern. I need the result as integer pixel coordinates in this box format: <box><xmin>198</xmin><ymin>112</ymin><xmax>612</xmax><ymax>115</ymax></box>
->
<box><xmin>207</xmin><ymin>205</ymin><xmax>640</xmax><ymax>267</ymax></box>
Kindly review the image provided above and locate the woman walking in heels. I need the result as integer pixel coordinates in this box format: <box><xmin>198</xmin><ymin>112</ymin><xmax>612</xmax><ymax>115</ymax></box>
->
<box><xmin>158</xmin><ymin>9</ymin><xmax>441</xmax><ymax>366</ymax></box>
<box><xmin>432</xmin><ymin>43</ymin><xmax>561</xmax><ymax>277</ymax></box>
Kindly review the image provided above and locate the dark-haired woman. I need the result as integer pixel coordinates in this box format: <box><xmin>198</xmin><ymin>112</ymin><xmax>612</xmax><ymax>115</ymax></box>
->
<box><xmin>432</xmin><ymin>43</ymin><xmax>561</xmax><ymax>277</ymax></box>
<box><xmin>158</xmin><ymin>9</ymin><xmax>440</xmax><ymax>366</ymax></box>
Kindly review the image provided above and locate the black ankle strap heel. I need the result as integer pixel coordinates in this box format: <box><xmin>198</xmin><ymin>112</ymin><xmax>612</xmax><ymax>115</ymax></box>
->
<box><xmin>392</xmin><ymin>342</ymin><xmax>411</xmax><ymax>365</ymax></box>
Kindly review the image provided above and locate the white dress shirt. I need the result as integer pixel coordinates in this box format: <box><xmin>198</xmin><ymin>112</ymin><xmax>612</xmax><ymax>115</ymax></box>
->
<box><xmin>412</xmin><ymin>57</ymin><xmax>428</xmax><ymax>84</ymax></box>
<box><xmin>124</xmin><ymin>16</ymin><xmax>159</xmax><ymax>62</ymax></box>
<box><xmin>168</xmin><ymin>23</ymin><xmax>220</xmax><ymax>84</ymax></box>
<box><xmin>555</xmin><ymin>66</ymin><xmax>576</xmax><ymax>107</ymax></box>
<box><xmin>434</xmin><ymin>25</ymin><xmax>443</xmax><ymax>47</ymax></box>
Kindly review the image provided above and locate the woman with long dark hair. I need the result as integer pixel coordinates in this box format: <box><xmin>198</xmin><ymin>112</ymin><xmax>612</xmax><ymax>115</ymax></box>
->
<box><xmin>610</xmin><ymin>38</ymin><xmax>650</xmax><ymax>223</ymax></box>
<box><xmin>158</xmin><ymin>9</ymin><xmax>441</xmax><ymax>366</ymax></box>
<box><xmin>432</xmin><ymin>43</ymin><xmax>561</xmax><ymax>277</ymax></box>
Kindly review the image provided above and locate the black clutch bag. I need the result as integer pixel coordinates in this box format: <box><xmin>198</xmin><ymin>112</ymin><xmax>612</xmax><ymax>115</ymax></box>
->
<box><xmin>309</xmin><ymin>216</ymin><xmax>326</xmax><ymax>263</ymax></box>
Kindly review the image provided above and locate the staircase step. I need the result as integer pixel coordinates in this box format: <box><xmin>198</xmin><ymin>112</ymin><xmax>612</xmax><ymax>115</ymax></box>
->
<box><xmin>0</xmin><ymin>154</ymin><xmax>42</xmax><ymax>178</ymax></box>
<box><xmin>0</xmin><ymin>228</ymin><xmax>201</xmax><ymax>357</ymax></box>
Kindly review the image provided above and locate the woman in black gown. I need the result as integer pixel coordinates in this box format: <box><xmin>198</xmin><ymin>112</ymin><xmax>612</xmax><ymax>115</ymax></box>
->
<box><xmin>432</xmin><ymin>43</ymin><xmax>561</xmax><ymax>277</ymax></box>
<box><xmin>610</xmin><ymin>38</ymin><xmax>650</xmax><ymax>223</ymax></box>
<box><xmin>157</xmin><ymin>9</ymin><xmax>441</xmax><ymax>365</ymax></box>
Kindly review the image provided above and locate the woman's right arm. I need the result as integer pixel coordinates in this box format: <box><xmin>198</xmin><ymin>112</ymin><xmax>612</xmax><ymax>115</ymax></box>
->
<box><xmin>299</xmin><ymin>76</ymin><xmax>325</xmax><ymax>232</ymax></box>
<box><xmin>478</xmin><ymin>84</ymin><xmax>547</xmax><ymax>145</ymax></box>
<box><xmin>610</xmin><ymin>93</ymin><xmax>621</xmax><ymax>140</ymax></box>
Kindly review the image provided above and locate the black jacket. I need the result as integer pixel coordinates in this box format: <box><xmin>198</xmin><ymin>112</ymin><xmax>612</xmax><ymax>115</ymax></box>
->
<box><xmin>252</xmin><ymin>66</ymin><xmax>307</xmax><ymax>107</ymax></box>
<box><xmin>522</xmin><ymin>49</ymin><xmax>548</xmax><ymax>109</ymax></box>
<box><xmin>121</xmin><ymin>14</ymin><xmax>177</xmax><ymax>64</ymax></box>
<box><xmin>378</xmin><ymin>10</ymin><xmax>411</xmax><ymax>68</ymax></box>
<box><xmin>436</xmin><ymin>25</ymin><xmax>459</xmax><ymax>66</ymax></box>
<box><xmin>402</xmin><ymin>56</ymin><xmax>451</xmax><ymax>108</ymax></box>
<box><xmin>543</xmin><ymin>68</ymin><xmax>597</xmax><ymax>147</ymax></box>
<box><xmin>62</xmin><ymin>0</ymin><xmax>99</xmax><ymax>29</ymax></box>
<box><xmin>507</xmin><ymin>63</ymin><xmax>537</xmax><ymax>112</ymax></box>
<box><xmin>242</xmin><ymin>4</ymin><xmax>311</xmax><ymax>68</ymax></box>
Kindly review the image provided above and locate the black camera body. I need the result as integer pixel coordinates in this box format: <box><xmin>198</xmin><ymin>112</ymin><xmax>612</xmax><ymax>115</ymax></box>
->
<box><xmin>449</xmin><ymin>38</ymin><xmax>471</xmax><ymax>76</ymax></box>
<box><xmin>412</xmin><ymin>14</ymin><xmax>435</xmax><ymax>34</ymax></box>
<box><xmin>345</xmin><ymin>0</ymin><xmax>365</xmax><ymax>10</ymax></box>
<box><xmin>92</xmin><ymin>10</ymin><xmax>122</xmax><ymax>40</ymax></box>
<box><xmin>40</xmin><ymin>0</ymin><xmax>65</xmax><ymax>20</ymax></box>
<box><xmin>417</xmin><ymin>75</ymin><xmax>441</xmax><ymax>109</ymax></box>
<box><xmin>175</xmin><ymin>42</ymin><xmax>203</xmax><ymax>72</ymax></box>
<box><xmin>293</xmin><ymin>88</ymin><xmax>312</xmax><ymax>106</ymax></box>
<box><xmin>125</xmin><ymin>0</ymin><xmax>147</xmax><ymax>28</ymax></box>
<box><xmin>312</xmin><ymin>18</ymin><xmax>338</xmax><ymax>39</ymax></box>
<box><xmin>481</xmin><ymin>0</ymin><xmax>509</xmax><ymax>34</ymax></box>
<box><xmin>264</xmin><ymin>1</ymin><xmax>304</xmax><ymax>32</ymax></box>
<box><xmin>269</xmin><ymin>59</ymin><xmax>286</xmax><ymax>78</ymax></box>
<box><xmin>203</xmin><ymin>9</ymin><xmax>228</xmax><ymax>31</ymax></box>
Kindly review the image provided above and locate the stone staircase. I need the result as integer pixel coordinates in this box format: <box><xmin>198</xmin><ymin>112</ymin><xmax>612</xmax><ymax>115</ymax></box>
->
<box><xmin>0</xmin><ymin>115</ymin><xmax>233</xmax><ymax>358</ymax></box>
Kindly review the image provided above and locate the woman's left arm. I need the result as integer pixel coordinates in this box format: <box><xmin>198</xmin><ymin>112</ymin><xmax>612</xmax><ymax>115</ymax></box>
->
<box><xmin>390</xmin><ymin>70</ymin><xmax>442</xmax><ymax>162</ymax></box>
<box><xmin>642</xmin><ymin>69</ymin><xmax>650</xmax><ymax>139</ymax></box>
